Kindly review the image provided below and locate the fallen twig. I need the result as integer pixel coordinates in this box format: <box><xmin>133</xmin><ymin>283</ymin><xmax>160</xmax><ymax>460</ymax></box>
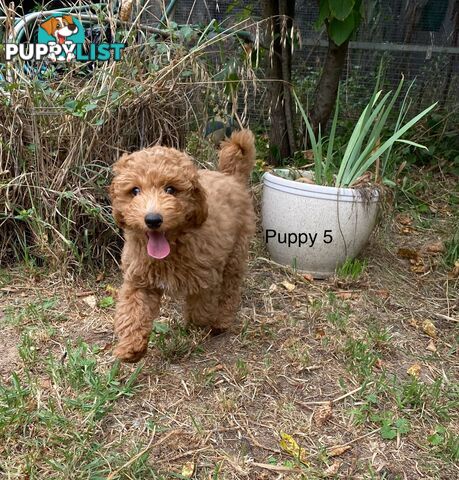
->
<box><xmin>434</xmin><ymin>312</ymin><xmax>459</xmax><ymax>323</ymax></box>
<box><xmin>328</xmin><ymin>427</ymin><xmax>381</xmax><ymax>450</ymax></box>
<box><xmin>251</xmin><ymin>461</ymin><xmax>302</xmax><ymax>473</ymax></box>
<box><xmin>296</xmin><ymin>382</ymin><xmax>374</xmax><ymax>406</ymax></box>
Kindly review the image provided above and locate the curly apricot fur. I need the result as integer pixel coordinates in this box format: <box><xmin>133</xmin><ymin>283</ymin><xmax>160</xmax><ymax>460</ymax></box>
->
<box><xmin>110</xmin><ymin>130</ymin><xmax>256</xmax><ymax>362</ymax></box>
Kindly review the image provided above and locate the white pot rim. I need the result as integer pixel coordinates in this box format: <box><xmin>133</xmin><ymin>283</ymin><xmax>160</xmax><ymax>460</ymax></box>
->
<box><xmin>263</xmin><ymin>171</ymin><xmax>380</xmax><ymax>203</ymax></box>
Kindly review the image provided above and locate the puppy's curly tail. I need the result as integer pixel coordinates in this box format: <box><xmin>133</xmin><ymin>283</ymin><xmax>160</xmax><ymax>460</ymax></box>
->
<box><xmin>218</xmin><ymin>129</ymin><xmax>256</xmax><ymax>183</ymax></box>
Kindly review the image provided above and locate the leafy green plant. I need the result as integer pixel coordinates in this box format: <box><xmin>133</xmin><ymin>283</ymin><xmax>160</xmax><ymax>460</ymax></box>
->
<box><xmin>98</xmin><ymin>296</ymin><xmax>115</xmax><ymax>309</ymax></box>
<box><xmin>17</xmin><ymin>330</ymin><xmax>39</xmax><ymax>365</ymax></box>
<box><xmin>316</xmin><ymin>0</ymin><xmax>363</xmax><ymax>46</ymax></box>
<box><xmin>428</xmin><ymin>426</ymin><xmax>459</xmax><ymax>461</ymax></box>
<box><xmin>372</xmin><ymin>414</ymin><xmax>411</xmax><ymax>440</ymax></box>
<box><xmin>0</xmin><ymin>268</ymin><xmax>11</xmax><ymax>286</ymax></box>
<box><xmin>293</xmin><ymin>74</ymin><xmax>437</xmax><ymax>187</ymax></box>
<box><xmin>0</xmin><ymin>340</ymin><xmax>154</xmax><ymax>478</ymax></box>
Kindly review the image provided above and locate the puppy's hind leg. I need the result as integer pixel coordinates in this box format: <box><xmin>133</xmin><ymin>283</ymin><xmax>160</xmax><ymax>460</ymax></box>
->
<box><xmin>214</xmin><ymin>240</ymin><xmax>249</xmax><ymax>331</ymax></box>
<box><xmin>114</xmin><ymin>284</ymin><xmax>162</xmax><ymax>363</ymax></box>
<box><xmin>184</xmin><ymin>287</ymin><xmax>220</xmax><ymax>331</ymax></box>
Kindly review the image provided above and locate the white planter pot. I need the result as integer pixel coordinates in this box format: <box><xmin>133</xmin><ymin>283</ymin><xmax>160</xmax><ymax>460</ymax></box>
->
<box><xmin>261</xmin><ymin>171</ymin><xmax>379</xmax><ymax>278</ymax></box>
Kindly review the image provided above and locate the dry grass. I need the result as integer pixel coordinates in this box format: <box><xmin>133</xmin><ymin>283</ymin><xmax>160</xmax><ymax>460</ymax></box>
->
<box><xmin>0</xmin><ymin>7</ymin><xmax>261</xmax><ymax>269</ymax></box>
<box><xmin>0</xmin><ymin>168</ymin><xmax>457</xmax><ymax>479</ymax></box>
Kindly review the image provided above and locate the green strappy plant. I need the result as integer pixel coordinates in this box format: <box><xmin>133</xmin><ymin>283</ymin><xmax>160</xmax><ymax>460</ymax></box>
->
<box><xmin>293</xmin><ymin>73</ymin><xmax>437</xmax><ymax>188</ymax></box>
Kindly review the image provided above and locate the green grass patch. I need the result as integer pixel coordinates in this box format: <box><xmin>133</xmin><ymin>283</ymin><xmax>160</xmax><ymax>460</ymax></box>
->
<box><xmin>443</xmin><ymin>227</ymin><xmax>459</xmax><ymax>268</ymax></box>
<box><xmin>4</xmin><ymin>297</ymin><xmax>65</xmax><ymax>327</ymax></box>
<box><xmin>151</xmin><ymin>320</ymin><xmax>204</xmax><ymax>361</ymax></box>
<box><xmin>336</xmin><ymin>258</ymin><xmax>367</xmax><ymax>280</ymax></box>
<box><xmin>427</xmin><ymin>425</ymin><xmax>459</xmax><ymax>462</ymax></box>
<box><xmin>0</xmin><ymin>341</ymin><xmax>155</xmax><ymax>478</ymax></box>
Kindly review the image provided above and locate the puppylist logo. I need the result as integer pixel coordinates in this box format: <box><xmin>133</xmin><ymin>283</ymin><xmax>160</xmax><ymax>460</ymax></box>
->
<box><xmin>5</xmin><ymin>13</ymin><xmax>125</xmax><ymax>62</ymax></box>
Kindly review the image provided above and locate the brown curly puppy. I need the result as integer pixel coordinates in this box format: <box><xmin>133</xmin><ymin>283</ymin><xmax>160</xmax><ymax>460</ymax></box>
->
<box><xmin>110</xmin><ymin>130</ymin><xmax>256</xmax><ymax>362</ymax></box>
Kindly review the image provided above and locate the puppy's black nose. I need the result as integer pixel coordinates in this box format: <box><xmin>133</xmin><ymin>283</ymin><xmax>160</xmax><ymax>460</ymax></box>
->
<box><xmin>145</xmin><ymin>213</ymin><xmax>163</xmax><ymax>229</ymax></box>
<box><xmin>68</xmin><ymin>23</ymin><xmax>77</xmax><ymax>31</ymax></box>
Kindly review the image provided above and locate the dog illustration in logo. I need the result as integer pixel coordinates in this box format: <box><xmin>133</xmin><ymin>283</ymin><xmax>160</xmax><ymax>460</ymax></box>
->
<box><xmin>40</xmin><ymin>15</ymin><xmax>79</xmax><ymax>61</ymax></box>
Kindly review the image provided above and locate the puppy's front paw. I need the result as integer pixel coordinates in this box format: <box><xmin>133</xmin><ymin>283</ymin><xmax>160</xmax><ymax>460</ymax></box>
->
<box><xmin>114</xmin><ymin>339</ymin><xmax>148</xmax><ymax>363</ymax></box>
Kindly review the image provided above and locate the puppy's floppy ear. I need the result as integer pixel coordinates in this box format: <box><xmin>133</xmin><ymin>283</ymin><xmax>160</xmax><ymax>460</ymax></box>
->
<box><xmin>190</xmin><ymin>176</ymin><xmax>208</xmax><ymax>227</ymax></box>
<box><xmin>40</xmin><ymin>17</ymin><xmax>58</xmax><ymax>35</ymax></box>
<box><xmin>111</xmin><ymin>205</ymin><xmax>125</xmax><ymax>228</ymax></box>
<box><xmin>109</xmin><ymin>180</ymin><xmax>125</xmax><ymax>228</ymax></box>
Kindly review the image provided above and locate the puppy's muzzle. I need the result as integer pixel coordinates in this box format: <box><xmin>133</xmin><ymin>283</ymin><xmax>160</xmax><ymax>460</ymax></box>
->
<box><xmin>145</xmin><ymin>213</ymin><xmax>163</xmax><ymax>229</ymax></box>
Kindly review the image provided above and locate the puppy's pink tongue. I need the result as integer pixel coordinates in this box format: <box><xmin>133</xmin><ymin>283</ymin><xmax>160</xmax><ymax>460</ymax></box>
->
<box><xmin>146</xmin><ymin>231</ymin><xmax>170</xmax><ymax>259</ymax></box>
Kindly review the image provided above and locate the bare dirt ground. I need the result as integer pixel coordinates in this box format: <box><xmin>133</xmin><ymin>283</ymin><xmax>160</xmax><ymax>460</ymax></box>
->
<box><xmin>0</xmin><ymin>175</ymin><xmax>457</xmax><ymax>480</ymax></box>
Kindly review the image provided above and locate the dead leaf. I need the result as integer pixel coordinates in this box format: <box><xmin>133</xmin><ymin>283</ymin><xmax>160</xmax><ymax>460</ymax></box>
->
<box><xmin>315</xmin><ymin>327</ymin><xmax>326</xmax><ymax>339</ymax></box>
<box><xmin>374</xmin><ymin>358</ymin><xmax>384</xmax><ymax>369</ymax></box>
<box><xmin>314</xmin><ymin>402</ymin><xmax>333</xmax><ymax>426</ymax></box>
<box><xmin>279</xmin><ymin>432</ymin><xmax>308</xmax><ymax>464</ymax></box>
<box><xmin>397</xmin><ymin>247</ymin><xmax>420</xmax><ymax>260</ymax></box>
<box><xmin>422</xmin><ymin>320</ymin><xmax>437</xmax><ymax>338</ymax></box>
<box><xmin>411</xmin><ymin>262</ymin><xmax>428</xmax><ymax>274</ymax></box>
<box><xmin>373</xmin><ymin>289</ymin><xmax>390</xmax><ymax>299</ymax></box>
<box><xmin>407</xmin><ymin>363</ymin><xmax>421</xmax><ymax>377</ymax></box>
<box><xmin>303</xmin><ymin>150</ymin><xmax>314</xmax><ymax>160</ymax></box>
<box><xmin>38</xmin><ymin>378</ymin><xmax>52</xmax><ymax>389</ymax></box>
<box><xmin>205</xmin><ymin>364</ymin><xmax>224</xmax><ymax>374</ymax></box>
<box><xmin>82</xmin><ymin>295</ymin><xmax>97</xmax><ymax>308</ymax></box>
<box><xmin>426</xmin><ymin>340</ymin><xmax>437</xmax><ymax>352</ymax></box>
<box><xmin>181</xmin><ymin>461</ymin><xmax>195</xmax><ymax>478</ymax></box>
<box><xmin>336</xmin><ymin>291</ymin><xmax>360</xmax><ymax>300</ymax></box>
<box><xmin>396</xmin><ymin>213</ymin><xmax>413</xmax><ymax>226</ymax></box>
<box><xmin>296</xmin><ymin>177</ymin><xmax>315</xmax><ymax>184</ymax></box>
<box><xmin>400</xmin><ymin>225</ymin><xmax>417</xmax><ymax>235</ymax></box>
<box><xmin>336</xmin><ymin>291</ymin><xmax>353</xmax><ymax>299</ymax></box>
<box><xmin>408</xmin><ymin>318</ymin><xmax>418</xmax><ymax>328</ymax></box>
<box><xmin>281</xmin><ymin>280</ymin><xmax>296</xmax><ymax>292</ymax></box>
<box><xmin>327</xmin><ymin>445</ymin><xmax>351</xmax><ymax>457</ymax></box>
<box><xmin>303</xmin><ymin>273</ymin><xmax>314</xmax><ymax>282</ymax></box>
<box><xmin>268</xmin><ymin>283</ymin><xmax>278</xmax><ymax>294</ymax></box>
<box><xmin>101</xmin><ymin>342</ymin><xmax>113</xmax><ymax>352</ymax></box>
<box><xmin>351</xmin><ymin>171</ymin><xmax>372</xmax><ymax>188</ymax></box>
<box><xmin>105</xmin><ymin>284</ymin><xmax>118</xmax><ymax>296</ymax></box>
<box><xmin>324</xmin><ymin>460</ymin><xmax>342</xmax><ymax>477</ymax></box>
<box><xmin>95</xmin><ymin>272</ymin><xmax>105</xmax><ymax>282</ymax></box>
<box><xmin>425</xmin><ymin>241</ymin><xmax>444</xmax><ymax>254</ymax></box>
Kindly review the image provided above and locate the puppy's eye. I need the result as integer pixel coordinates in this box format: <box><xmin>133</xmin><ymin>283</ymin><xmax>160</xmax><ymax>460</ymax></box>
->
<box><xmin>165</xmin><ymin>186</ymin><xmax>176</xmax><ymax>195</ymax></box>
<box><xmin>131</xmin><ymin>187</ymin><xmax>141</xmax><ymax>196</ymax></box>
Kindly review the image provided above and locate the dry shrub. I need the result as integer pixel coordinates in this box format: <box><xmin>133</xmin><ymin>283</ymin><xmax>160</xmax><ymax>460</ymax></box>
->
<box><xmin>0</xmin><ymin>10</ymin><xmax>260</xmax><ymax>270</ymax></box>
<box><xmin>0</xmin><ymin>71</ymin><xmax>190</xmax><ymax>268</ymax></box>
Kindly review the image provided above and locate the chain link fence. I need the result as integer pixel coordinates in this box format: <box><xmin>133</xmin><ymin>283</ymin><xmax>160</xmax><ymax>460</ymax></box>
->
<box><xmin>165</xmin><ymin>0</ymin><xmax>459</xmax><ymax>124</ymax></box>
<box><xmin>2</xmin><ymin>1</ymin><xmax>457</xmax><ymax>123</ymax></box>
